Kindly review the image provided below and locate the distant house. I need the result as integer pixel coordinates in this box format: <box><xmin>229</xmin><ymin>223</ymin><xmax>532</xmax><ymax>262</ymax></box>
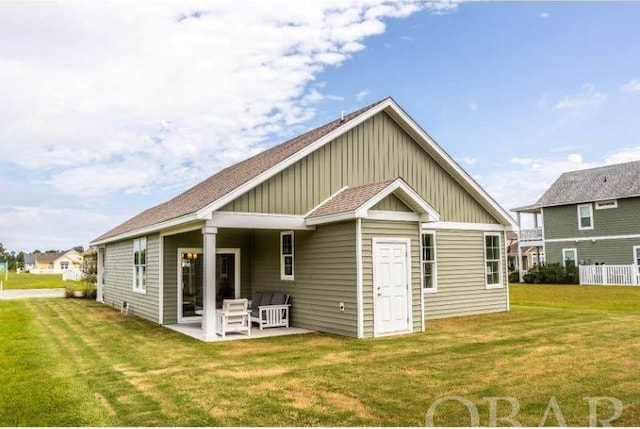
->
<box><xmin>27</xmin><ymin>250</ymin><xmax>82</xmax><ymax>274</ymax></box>
<box><xmin>514</xmin><ymin>160</ymin><xmax>640</xmax><ymax>284</ymax></box>
<box><xmin>91</xmin><ymin>97</ymin><xmax>517</xmax><ymax>341</ymax></box>
<box><xmin>23</xmin><ymin>253</ymin><xmax>36</xmax><ymax>272</ymax></box>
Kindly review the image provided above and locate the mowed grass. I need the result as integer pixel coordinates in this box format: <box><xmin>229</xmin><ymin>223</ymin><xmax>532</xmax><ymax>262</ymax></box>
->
<box><xmin>1</xmin><ymin>272</ymin><xmax>69</xmax><ymax>290</ymax></box>
<box><xmin>0</xmin><ymin>285</ymin><xmax>638</xmax><ymax>426</ymax></box>
<box><xmin>510</xmin><ymin>283</ymin><xmax>640</xmax><ymax>312</ymax></box>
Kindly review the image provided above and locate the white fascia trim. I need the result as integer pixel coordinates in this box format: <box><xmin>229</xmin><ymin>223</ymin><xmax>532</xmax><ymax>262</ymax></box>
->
<box><xmin>367</xmin><ymin>210</ymin><xmax>422</xmax><ymax>222</ymax></box>
<box><xmin>356</xmin><ymin>219</ymin><xmax>364</xmax><ymax>339</ymax></box>
<box><xmin>304</xmin><ymin>186</ymin><xmax>349</xmax><ymax>218</ymax></box>
<box><xmin>195</xmin><ymin>101</ymin><xmax>393</xmax><ymax>219</ymax></box>
<box><xmin>424</xmin><ymin>221</ymin><xmax>508</xmax><ymax>232</ymax></box>
<box><xmin>305</xmin><ymin>212</ymin><xmax>356</xmax><ymax>226</ymax></box>
<box><xmin>546</xmin><ymin>233</ymin><xmax>640</xmax><ymax>243</ymax></box>
<box><xmin>210</xmin><ymin>211</ymin><xmax>315</xmax><ymax>230</ymax></box>
<box><xmin>90</xmin><ymin>214</ymin><xmax>200</xmax><ymax>246</ymax></box>
<box><xmin>159</xmin><ymin>222</ymin><xmax>205</xmax><ymax>237</ymax></box>
<box><xmin>384</xmin><ymin>100</ymin><xmax>517</xmax><ymax>229</ymax></box>
<box><xmin>355</xmin><ymin>178</ymin><xmax>440</xmax><ymax>221</ymax></box>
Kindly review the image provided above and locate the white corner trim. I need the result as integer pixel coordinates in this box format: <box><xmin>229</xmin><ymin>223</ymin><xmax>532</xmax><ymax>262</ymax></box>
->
<box><xmin>425</xmin><ymin>221</ymin><xmax>508</xmax><ymax>231</ymax></box>
<box><xmin>210</xmin><ymin>211</ymin><xmax>315</xmax><ymax>230</ymax></box>
<box><xmin>158</xmin><ymin>236</ymin><xmax>164</xmax><ymax>324</ymax></box>
<box><xmin>356</xmin><ymin>219</ymin><xmax>364</xmax><ymax>339</ymax></box>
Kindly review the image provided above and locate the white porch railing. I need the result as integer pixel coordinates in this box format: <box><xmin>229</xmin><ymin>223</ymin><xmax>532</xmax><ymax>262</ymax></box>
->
<box><xmin>579</xmin><ymin>265</ymin><xmax>640</xmax><ymax>286</ymax></box>
<box><xmin>520</xmin><ymin>228</ymin><xmax>543</xmax><ymax>242</ymax></box>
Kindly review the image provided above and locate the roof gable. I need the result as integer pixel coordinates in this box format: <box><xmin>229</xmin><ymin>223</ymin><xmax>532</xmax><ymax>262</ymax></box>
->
<box><xmin>93</xmin><ymin>97</ymin><xmax>516</xmax><ymax>244</ymax></box>
<box><xmin>526</xmin><ymin>160</ymin><xmax>640</xmax><ymax>209</ymax></box>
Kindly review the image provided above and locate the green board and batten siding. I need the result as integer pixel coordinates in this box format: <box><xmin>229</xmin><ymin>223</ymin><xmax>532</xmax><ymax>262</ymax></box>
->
<box><xmin>103</xmin><ymin>234</ymin><xmax>160</xmax><ymax>323</ymax></box>
<box><xmin>426</xmin><ymin>229</ymin><xmax>508</xmax><ymax>319</ymax></box>
<box><xmin>252</xmin><ymin>222</ymin><xmax>358</xmax><ymax>337</ymax></box>
<box><xmin>360</xmin><ymin>220</ymin><xmax>422</xmax><ymax>338</ymax></box>
<box><xmin>543</xmin><ymin>198</ymin><xmax>640</xmax><ymax>265</ymax></box>
<box><xmin>221</xmin><ymin>112</ymin><xmax>499</xmax><ymax>225</ymax></box>
<box><xmin>371</xmin><ymin>194</ymin><xmax>413</xmax><ymax>212</ymax></box>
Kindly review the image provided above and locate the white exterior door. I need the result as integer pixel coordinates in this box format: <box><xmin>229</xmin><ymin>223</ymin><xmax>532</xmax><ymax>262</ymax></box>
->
<box><xmin>374</xmin><ymin>239</ymin><xmax>410</xmax><ymax>336</ymax></box>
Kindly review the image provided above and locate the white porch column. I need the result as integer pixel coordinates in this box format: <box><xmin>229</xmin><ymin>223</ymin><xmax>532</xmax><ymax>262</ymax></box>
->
<box><xmin>96</xmin><ymin>247</ymin><xmax>105</xmax><ymax>303</ymax></box>
<box><xmin>202</xmin><ymin>223</ymin><xmax>217</xmax><ymax>341</ymax></box>
<box><xmin>517</xmin><ymin>212</ymin><xmax>524</xmax><ymax>283</ymax></box>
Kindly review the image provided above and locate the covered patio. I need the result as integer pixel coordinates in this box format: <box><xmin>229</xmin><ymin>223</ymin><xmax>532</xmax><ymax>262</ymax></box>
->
<box><xmin>166</xmin><ymin>322</ymin><xmax>314</xmax><ymax>342</ymax></box>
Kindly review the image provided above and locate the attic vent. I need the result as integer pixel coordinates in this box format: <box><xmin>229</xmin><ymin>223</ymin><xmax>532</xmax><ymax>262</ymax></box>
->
<box><xmin>603</xmin><ymin>176</ymin><xmax>607</xmax><ymax>182</ymax></box>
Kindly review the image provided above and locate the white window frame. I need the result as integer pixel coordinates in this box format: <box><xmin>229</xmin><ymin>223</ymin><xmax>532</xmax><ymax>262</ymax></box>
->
<box><xmin>133</xmin><ymin>237</ymin><xmax>147</xmax><ymax>293</ymax></box>
<box><xmin>280</xmin><ymin>231</ymin><xmax>294</xmax><ymax>281</ymax></box>
<box><xmin>577</xmin><ymin>203</ymin><xmax>594</xmax><ymax>230</ymax></box>
<box><xmin>484</xmin><ymin>232</ymin><xmax>503</xmax><ymax>289</ymax></box>
<box><xmin>421</xmin><ymin>231</ymin><xmax>437</xmax><ymax>293</ymax></box>
<box><xmin>562</xmin><ymin>248</ymin><xmax>578</xmax><ymax>268</ymax></box>
<box><xmin>60</xmin><ymin>261</ymin><xmax>69</xmax><ymax>270</ymax></box>
<box><xmin>633</xmin><ymin>246</ymin><xmax>640</xmax><ymax>269</ymax></box>
<box><xmin>595</xmin><ymin>200</ymin><xmax>617</xmax><ymax>210</ymax></box>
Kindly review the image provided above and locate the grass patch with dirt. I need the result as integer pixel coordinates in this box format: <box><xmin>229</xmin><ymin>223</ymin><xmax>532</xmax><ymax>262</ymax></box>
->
<box><xmin>0</xmin><ymin>286</ymin><xmax>638</xmax><ymax>426</ymax></box>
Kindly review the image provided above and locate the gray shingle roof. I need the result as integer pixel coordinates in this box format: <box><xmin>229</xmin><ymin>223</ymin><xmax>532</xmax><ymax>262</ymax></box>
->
<box><xmin>93</xmin><ymin>98</ymin><xmax>389</xmax><ymax>242</ymax></box>
<box><xmin>306</xmin><ymin>179</ymin><xmax>395</xmax><ymax>219</ymax></box>
<box><xmin>532</xmin><ymin>160</ymin><xmax>640</xmax><ymax>208</ymax></box>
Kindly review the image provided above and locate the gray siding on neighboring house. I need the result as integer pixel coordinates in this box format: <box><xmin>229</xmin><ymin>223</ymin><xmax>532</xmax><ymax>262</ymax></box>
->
<box><xmin>221</xmin><ymin>112</ymin><xmax>499</xmax><ymax>225</ymax></box>
<box><xmin>104</xmin><ymin>233</ymin><xmax>160</xmax><ymax>323</ymax></box>
<box><xmin>545</xmin><ymin>238</ymin><xmax>640</xmax><ymax>266</ymax></box>
<box><xmin>161</xmin><ymin>228</ymin><xmax>254</xmax><ymax>325</ymax></box>
<box><xmin>544</xmin><ymin>197</ymin><xmax>640</xmax><ymax>240</ymax></box>
<box><xmin>252</xmin><ymin>222</ymin><xmax>358</xmax><ymax>337</ymax></box>
<box><xmin>424</xmin><ymin>229</ymin><xmax>508</xmax><ymax>320</ymax></box>
<box><xmin>361</xmin><ymin>220</ymin><xmax>421</xmax><ymax>338</ymax></box>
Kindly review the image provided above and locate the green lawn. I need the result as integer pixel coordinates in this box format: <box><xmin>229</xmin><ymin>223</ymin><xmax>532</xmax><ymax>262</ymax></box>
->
<box><xmin>1</xmin><ymin>271</ymin><xmax>80</xmax><ymax>290</ymax></box>
<box><xmin>0</xmin><ymin>284</ymin><xmax>638</xmax><ymax>426</ymax></box>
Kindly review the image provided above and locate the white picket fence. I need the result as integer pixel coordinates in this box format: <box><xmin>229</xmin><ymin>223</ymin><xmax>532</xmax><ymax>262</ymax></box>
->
<box><xmin>62</xmin><ymin>270</ymin><xmax>85</xmax><ymax>281</ymax></box>
<box><xmin>579</xmin><ymin>265</ymin><xmax>640</xmax><ymax>286</ymax></box>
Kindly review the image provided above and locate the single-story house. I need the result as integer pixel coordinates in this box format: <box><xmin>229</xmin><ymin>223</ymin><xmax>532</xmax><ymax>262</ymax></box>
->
<box><xmin>27</xmin><ymin>250</ymin><xmax>82</xmax><ymax>274</ymax></box>
<box><xmin>91</xmin><ymin>97</ymin><xmax>517</xmax><ymax>341</ymax></box>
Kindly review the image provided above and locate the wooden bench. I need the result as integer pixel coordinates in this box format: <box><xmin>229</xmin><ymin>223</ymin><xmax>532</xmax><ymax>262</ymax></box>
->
<box><xmin>249</xmin><ymin>291</ymin><xmax>291</xmax><ymax>329</ymax></box>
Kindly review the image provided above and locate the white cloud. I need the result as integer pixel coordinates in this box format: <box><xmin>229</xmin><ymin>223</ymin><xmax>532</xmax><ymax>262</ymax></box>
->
<box><xmin>468</xmin><ymin>100</ymin><xmax>478</xmax><ymax>111</ymax></box>
<box><xmin>620</xmin><ymin>79</ymin><xmax>640</xmax><ymax>94</ymax></box>
<box><xmin>0</xmin><ymin>1</ymin><xmax>437</xmax><ymax>251</ymax></box>
<box><xmin>605</xmin><ymin>144</ymin><xmax>640</xmax><ymax>164</ymax></box>
<box><xmin>567</xmin><ymin>153</ymin><xmax>583</xmax><ymax>164</ymax></box>
<box><xmin>400</xmin><ymin>35</ymin><xmax>414</xmax><ymax>42</ymax></box>
<box><xmin>460</xmin><ymin>156</ymin><xmax>477</xmax><ymax>166</ymax></box>
<box><xmin>553</xmin><ymin>84</ymin><xmax>606</xmax><ymax>120</ymax></box>
<box><xmin>538</xmin><ymin>12</ymin><xmax>549</xmax><ymax>19</ymax></box>
<box><xmin>510</xmin><ymin>157</ymin><xmax>532</xmax><ymax>166</ymax></box>
<box><xmin>355</xmin><ymin>89</ymin><xmax>370</xmax><ymax>101</ymax></box>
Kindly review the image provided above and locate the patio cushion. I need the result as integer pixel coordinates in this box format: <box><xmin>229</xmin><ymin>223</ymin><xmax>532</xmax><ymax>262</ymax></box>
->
<box><xmin>259</xmin><ymin>292</ymin><xmax>273</xmax><ymax>306</ymax></box>
<box><xmin>270</xmin><ymin>292</ymin><xmax>287</xmax><ymax>306</ymax></box>
<box><xmin>251</xmin><ymin>291</ymin><xmax>263</xmax><ymax>309</ymax></box>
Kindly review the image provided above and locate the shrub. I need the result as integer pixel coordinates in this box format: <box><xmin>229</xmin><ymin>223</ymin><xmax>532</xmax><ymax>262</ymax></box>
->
<box><xmin>508</xmin><ymin>271</ymin><xmax>520</xmax><ymax>283</ymax></box>
<box><xmin>522</xmin><ymin>263</ymin><xmax>579</xmax><ymax>284</ymax></box>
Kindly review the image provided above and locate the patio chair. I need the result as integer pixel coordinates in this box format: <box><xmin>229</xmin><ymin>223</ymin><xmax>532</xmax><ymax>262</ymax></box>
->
<box><xmin>215</xmin><ymin>298</ymin><xmax>251</xmax><ymax>338</ymax></box>
<box><xmin>249</xmin><ymin>291</ymin><xmax>291</xmax><ymax>329</ymax></box>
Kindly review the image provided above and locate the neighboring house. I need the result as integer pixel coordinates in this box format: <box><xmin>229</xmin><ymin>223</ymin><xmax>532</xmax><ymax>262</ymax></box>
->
<box><xmin>91</xmin><ymin>97</ymin><xmax>517</xmax><ymax>341</ymax></box>
<box><xmin>23</xmin><ymin>253</ymin><xmax>36</xmax><ymax>272</ymax></box>
<box><xmin>507</xmin><ymin>243</ymin><xmax>544</xmax><ymax>272</ymax></box>
<box><xmin>514</xmin><ymin>160</ymin><xmax>640</xmax><ymax>283</ymax></box>
<box><xmin>28</xmin><ymin>250</ymin><xmax>83</xmax><ymax>274</ymax></box>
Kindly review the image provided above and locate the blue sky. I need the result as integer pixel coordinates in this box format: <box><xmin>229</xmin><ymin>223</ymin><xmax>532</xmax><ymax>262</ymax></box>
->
<box><xmin>1</xmin><ymin>1</ymin><xmax>640</xmax><ymax>252</ymax></box>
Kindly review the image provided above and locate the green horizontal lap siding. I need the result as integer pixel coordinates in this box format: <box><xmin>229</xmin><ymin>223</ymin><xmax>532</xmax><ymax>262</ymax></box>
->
<box><xmin>371</xmin><ymin>194</ymin><xmax>412</xmax><ymax>212</ymax></box>
<box><xmin>252</xmin><ymin>222</ymin><xmax>358</xmax><ymax>337</ymax></box>
<box><xmin>361</xmin><ymin>220</ymin><xmax>421</xmax><ymax>338</ymax></box>
<box><xmin>162</xmin><ymin>228</ymin><xmax>253</xmax><ymax>325</ymax></box>
<box><xmin>104</xmin><ymin>234</ymin><xmax>160</xmax><ymax>323</ymax></box>
<box><xmin>545</xmin><ymin>238</ymin><xmax>640</xmax><ymax>266</ymax></box>
<box><xmin>544</xmin><ymin>197</ymin><xmax>640</xmax><ymax>239</ymax></box>
<box><xmin>221</xmin><ymin>112</ymin><xmax>498</xmax><ymax>224</ymax></box>
<box><xmin>425</xmin><ymin>230</ymin><xmax>507</xmax><ymax>320</ymax></box>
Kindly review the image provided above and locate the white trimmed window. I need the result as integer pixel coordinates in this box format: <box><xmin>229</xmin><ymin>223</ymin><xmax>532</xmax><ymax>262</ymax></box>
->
<box><xmin>133</xmin><ymin>237</ymin><xmax>147</xmax><ymax>293</ymax></box>
<box><xmin>60</xmin><ymin>261</ymin><xmax>69</xmax><ymax>270</ymax></box>
<box><xmin>280</xmin><ymin>231</ymin><xmax>294</xmax><ymax>281</ymax></box>
<box><xmin>595</xmin><ymin>200</ymin><xmax>617</xmax><ymax>210</ymax></box>
<box><xmin>484</xmin><ymin>233</ymin><xmax>503</xmax><ymax>289</ymax></box>
<box><xmin>421</xmin><ymin>232</ymin><xmax>437</xmax><ymax>292</ymax></box>
<box><xmin>562</xmin><ymin>248</ymin><xmax>577</xmax><ymax>268</ymax></box>
<box><xmin>634</xmin><ymin>246</ymin><xmax>640</xmax><ymax>271</ymax></box>
<box><xmin>577</xmin><ymin>204</ymin><xmax>593</xmax><ymax>230</ymax></box>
